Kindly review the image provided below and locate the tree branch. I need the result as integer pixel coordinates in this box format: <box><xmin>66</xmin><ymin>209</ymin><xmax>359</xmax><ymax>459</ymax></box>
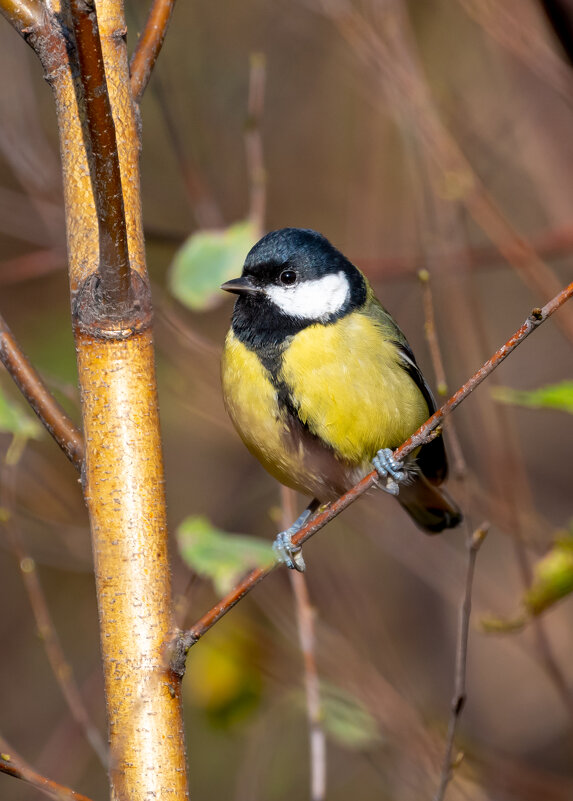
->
<box><xmin>1</xmin><ymin>461</ymin><xmax>106</xmax><ymax>765</ymax></box>
<box><xmin>283</xmin><ymin>487</ymin><xmax>326</xmax><ymax>801</ymax></box>
<box><xmin>170</xmin><ymin>278</ymin><xmax>573</xmax><ymax>672</ymax></box>
<box><xmin>433</xmin><ymin>522</ymin><xmax>489</xmax><ymax>801</ymax></box>
<box><xmin>319</xmin><ymin>0</ymin><xmax>573</xmax><ymax>345</ymax></box>
<box><xmin>0</xmin><ymin>312</ymin><xmax>84</xmax><ymax>469</ymax></box>
<box><xmin>129</xmin><ymin>0</ymin><xmax>175</xmax><ymax>103</ymax></box>
<box><xmin>0</xmin><ymin>735</ymin><xmax>94</xmax><ymax>801</ymax></box>
<box><xmin>245</xmin><ymin>51</ymin><xmax>267</xmax><ymax>234</ymax></box>
<box><xmin>70</xmin><ymin>0</ymin><xmax>131</xmax><ymax>314</ymax></box>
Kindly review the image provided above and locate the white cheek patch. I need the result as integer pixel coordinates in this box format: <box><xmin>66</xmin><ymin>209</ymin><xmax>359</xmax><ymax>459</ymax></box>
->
<box><xmin>265</xmin><ymin>271</ymin><xmax>349</xmax><ymax>320</ymax></box>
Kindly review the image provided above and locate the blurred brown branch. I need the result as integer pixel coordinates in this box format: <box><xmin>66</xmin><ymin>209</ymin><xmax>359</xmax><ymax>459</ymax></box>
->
<box><xmin>172</xmin><ymin>279</ymin><xmax>573</xmax><ymax>669</ymax></box>
<box><xmin>434</xmin><ymin>522</ymin><xmax>489</xmax><ymax>801</ymax></box>
<box><xmin>359</xmin><ymin>221</ymin><xmax>573</xmax><ymax>280</ymax></box>
<box><xmin>0</xmin><ymin>734</ymin><xmax>93</xmax><ymax>801</ymax></box>
<box><xmin>0</xmin><ymin>312</ymin><xmax>84</xmax><ymax>468</ymax></box>
<box><xmin>282</xmin><ymin>487</ymin><xmax>326</xmax><ymax>801</ymax></box>
<box><xmin>460</xmin><ymin>0</ymin><xmax>573</xmax><ymax>105</ymax></box>
<box><xmin>1</xmin><ymin>462</ymin><xmax>106</xmax><ymax>765</ymax></box>
<box><xmin>317</xmin><ymin>0</ymin><xmax>573</xmax><ymax>345</ymax></box>
<box><xmin>129</xmin><ymin>0</ymin><xmax>175</xmax><ymax>103</ymax></box>
<box><xmin>245</xmin><ymin>52</ymin><xmax>267</xmax><ymax>234</ymax></box>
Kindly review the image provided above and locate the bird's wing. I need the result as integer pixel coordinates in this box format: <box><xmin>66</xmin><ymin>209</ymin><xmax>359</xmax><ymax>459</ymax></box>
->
<box><xmin>367</xmin><ymin>299</ymin><xmax>449</xmax><ymax>485</ymax></box>
<box><xmin>392</xmin><ymin>340</ymin><xmax>449</xmax><ymax>485</ymax></box>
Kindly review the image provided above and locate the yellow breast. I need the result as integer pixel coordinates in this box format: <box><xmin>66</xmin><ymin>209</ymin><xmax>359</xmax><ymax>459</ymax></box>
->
<box><xmin>221</xmin><ymin>312</ymin><xmax>429</xmax><ymax>499</ymax></box>
<box><xmin>279</xmin><ymin>312</ymin><xmax>429</xmax><ymax>462</ymax></box>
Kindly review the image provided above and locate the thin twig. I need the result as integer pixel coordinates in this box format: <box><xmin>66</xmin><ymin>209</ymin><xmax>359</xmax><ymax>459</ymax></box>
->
<box><xmin>418</xmin><ymin>269</ymin><xmax>466</xmax><ymax>477</ymax></box>
<box><xmin>0</xmin><ymin>461</ymin><xmax>107</xmax><ymax>766</ymax></box>
<box><xmin>170</xmin><ymin>279</ymin><xmax>573</xmax><ymax>671</ymax></box>
<box><xmin>433</xmin><ymin>523</ymin><xmax>489</xmax><ymax>801</ymax></box>
<box><xmin>418</xmin><ymin>270</ymin><xmax>448</xmax><ymax>396</ymax></box>
<box><xmin>0</xmin><ymin>312</ymin><xmax>84</xmax><ymax>468</ymax></box>
<box><xmin>245</xmin><ymin>52</ymin><xmax>267</xmax><ymax>234</ymax></box>
<box><xmin>0</xmin><ymin>249</ymin><xmax>66</xmax><ymax>285</ymax></box>
<box><xmin>319</xmin><ymin>0</ymin><xmax>573</xmax><ymax>345</ymax></box>
<box><xmin>127</xmin><ymin>2</ymin><xmax>223</xmax><ymax>228</ymax></box>
<box><xmin>70</xmin><ymin>0</ymin><xmax>131</xmax><ymax>313</ymax></box>
<box><xmin>129</xmin><ymin>0</ymin><xmax>175</xmax><ymax>103</ymax></box>
<box><xmin>0</xmin><ymin>734</ymin><xmax>94</xmax><ymax>801</ymax></box>
<box><xmin>358</xmin><ymin>219</ymin><xmax>573</xmax><ymax>280</ymax></box>
<box><xmin>282</xmin><ymin>487</ymin><xmax>326</xmax><ymax>801</ymax></box>
<box><xmin>418</xmin><ymin>270</ymin><xmax>466</xmax><ymax>479</ymax></box>
<box><xmin>459</xmin><ymin>0</ymin><xmax>573</xmax><ymax>105</ymax></box>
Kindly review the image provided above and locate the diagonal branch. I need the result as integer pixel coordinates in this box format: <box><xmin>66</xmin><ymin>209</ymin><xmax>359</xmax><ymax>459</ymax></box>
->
<box><xmin>1</xmin><ymin>462</ymin><xmax>106</xmax><ymax>765</ymax></box>
<box><xmin>129</xmin><ymin>0</ymin><xmax>176</xmax><ymax>103</ymax></box>
<box><xmin>0</xmin><ymin>735</ymin><xmax>94</xmax><ymax>801</ymax></box>
<box><xmin>171</xmin><ymin>278</ymin><xmax>573</xmax><ymax>673</ymax></box>
<box><xmin>319</xmin><ymin>0</ymin><xmax>573</xmax><ymax>345</ymax></box>
<box><xmin>70</xmin><ymin>0</ymin><xmax>131</xmax><ymax>314</ymax></box>
<box><xmin>0</xmin><ymin>312</ymin><xmax>84</xmax><ymax>468</ymax></box>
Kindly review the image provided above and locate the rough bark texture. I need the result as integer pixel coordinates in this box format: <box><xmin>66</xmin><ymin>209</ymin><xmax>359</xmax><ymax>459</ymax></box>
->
<box><xmin>76</xmin><ymin>327</ymin><xmax>188</xmax><ymax>800</ymax></box>
<box><xmin>4</xmin><ymin>0</ymin><xmax>191</xmax><ymax>797</ymax></box>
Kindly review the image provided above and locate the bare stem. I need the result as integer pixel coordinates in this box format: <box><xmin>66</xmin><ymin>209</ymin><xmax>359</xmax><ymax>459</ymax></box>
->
<box><xmin>419</xmin><ymin>270</ymin><xmax>448</xmax><ymax>395</ymax></box>
<box><xmin>0</xmin><ymin>312</ymin><xmax>84</xmax><ymax>468</ymax></box>
<box><xmin>171</xmin><ymin>279</ymin><xmax>573</xmax><ymax>669</ymax></box>
<box><xmin>282</xmin><ymin>487</ymin><xmax>326</xmax><ymax>801</ymax></box>
<box><xmin>319</xmin><ymin>0</ymin><xmax>573</xmax><ymax>345</ymax></box>
<box><xmin>360</xmin><ymin>221</ymin><xmax>573</xmax><ymax>281</ymax></box>
<box><xmin>129</xmin><ymin>0</ymin><xmax>175</xmax><ymax>103</ymax></box>
<box><xmin>433</xmin><ymin>523</ymin><xmax>489</xmax><ymax>801</ymax></box>
<box><xmin>70</xmin><ymin>0</ymin><xmax>131</xmax><ymax>313</ymax></box>
<box><xmin>245</xmin><ymin>52</ymin><xmax>267</xmax><ymax>234</ymax></box>
<box><xmin>0</xmin><ymin>734</ymin><xmax>94</xmax><ymax>801</ymax></box>
<box><xmin>1</xmin><ymin>461</ymin><xmax>107</xmax><ymax>766</ymax></box>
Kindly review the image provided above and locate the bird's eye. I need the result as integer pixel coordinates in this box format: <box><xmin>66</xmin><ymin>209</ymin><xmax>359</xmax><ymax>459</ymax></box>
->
<box><xmin>279</xmin><ymin>269</ymin><xmax>297</xmax><ymax>286</ymax></box>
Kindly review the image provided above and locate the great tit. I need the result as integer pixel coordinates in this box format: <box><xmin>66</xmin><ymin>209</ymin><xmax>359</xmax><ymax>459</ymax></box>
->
<box><xmin>221</xmin><ymin>227</ymin><xmax>462</xmax><ymax>570</ymax></box>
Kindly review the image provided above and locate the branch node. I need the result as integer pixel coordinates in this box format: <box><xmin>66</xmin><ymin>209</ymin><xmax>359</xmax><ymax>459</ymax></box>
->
<box><xmin>168</xmin><ymin>630</ymin><xmax>197</xmax><ymax>678</ymax></box>
<box><xmin>453</xmin><ymin>693</ymin><xmax>466</xmax><ymax>716</ymax></box>
<box><xmin>73</xmin><ymin>270</ymin><xmax>152</xmax><ymax>339</ymax></box>
<box><xmin>529</xmin><ymin>306</ymin><xmax>544</xmax><ymax>323</ymax></box>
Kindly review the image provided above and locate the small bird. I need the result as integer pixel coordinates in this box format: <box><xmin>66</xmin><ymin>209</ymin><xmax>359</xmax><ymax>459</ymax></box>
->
<box><xmin>221</xmin><ymin>228</ymin><xmax>462</xmax><ymax>570</ymax></box>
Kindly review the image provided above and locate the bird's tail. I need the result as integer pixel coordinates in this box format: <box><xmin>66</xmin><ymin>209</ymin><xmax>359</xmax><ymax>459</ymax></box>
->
<box><xmin>397</xmin><ymin>475</ymin><xmax>462</xmax><ymax>534</ymax></box>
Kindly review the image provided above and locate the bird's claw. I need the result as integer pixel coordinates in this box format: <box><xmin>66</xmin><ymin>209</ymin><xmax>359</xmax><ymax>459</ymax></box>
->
<box><xmin>373</xmin><ymin>448</ymin><xmax>405</xmax><ymax>495</ymax></box>
<box><xmin>273</xmin><ymin>529</ymin><xmax>306</xmax><ymax>572</ymax></box>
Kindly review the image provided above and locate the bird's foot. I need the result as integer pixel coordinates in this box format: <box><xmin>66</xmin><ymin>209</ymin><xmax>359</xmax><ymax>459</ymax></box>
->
<box><xmin>372</xmin><ymin>448</ymin><xmax>406</xmax><ymax>496</ymax></box>
<box><xmin>272</xmin><ymin>502</ymin><xmax>319</xmax><ymax>572</ymax></box>
<box><xmin>273</xmin><ymin>528</ymin><xmax>306</xmax><ymax>572</ymax></box>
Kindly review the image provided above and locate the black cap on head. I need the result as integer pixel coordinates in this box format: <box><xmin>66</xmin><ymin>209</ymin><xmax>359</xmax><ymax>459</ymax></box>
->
<box><xmin>243</xmin><ymin>228</ymin><xmax>357</xmax><ymax>284</ymax></box>
<box><xmin>226</xmin><ymin>228</ymin><xmax>367</xmax><ymax>349</ymax></box>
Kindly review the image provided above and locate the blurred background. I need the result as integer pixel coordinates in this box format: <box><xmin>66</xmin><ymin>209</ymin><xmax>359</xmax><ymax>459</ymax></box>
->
<box><xmin>1</xmin><ymin>0</ymin><xmax>573</xmax><ymax>799</ymax></box>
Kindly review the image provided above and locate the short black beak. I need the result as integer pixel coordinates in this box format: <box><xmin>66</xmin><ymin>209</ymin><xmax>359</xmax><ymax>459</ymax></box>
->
<box><xmin>221</xmin><ymin>276</ymin><xmax>262</xmax><ymax>296</ymax></box>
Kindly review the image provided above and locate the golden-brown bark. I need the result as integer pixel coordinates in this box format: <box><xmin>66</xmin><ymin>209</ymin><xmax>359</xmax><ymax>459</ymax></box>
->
<box><xmin>0</xmin><ymin>0</ymin><xmax>190</xmax><ymax>797</ymax></box>
<box><xmin>76</xmin><ymin>328</ymin><xmax>187</xmax><ymax>800</ymax></box>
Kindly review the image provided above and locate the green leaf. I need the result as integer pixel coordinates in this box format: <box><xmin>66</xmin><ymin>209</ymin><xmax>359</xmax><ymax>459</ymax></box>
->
<box><xmin>492</xmin><ymin>381</ymin><xmax>573</xmax><ymax>414</ymax></box>
<box><xmin>168</xmin><ymin>219</ymin><xmax>260</xmax><ymax>311</ymax></box>
<box><xmin>524</xmin><ymin>531</ymin><xmax>573</xmax><ymax>616</ymax></box>
<box><xmin>176</xmin><ymin>515</ymin><xmax>274</xmax><ymax>595</ymax></box>
<box><xmin>320</xmin><ymin>682</ymin><xmax>381</xmax><ymax>750</ymax></box>
<box><xmin>481</xmin><ymin>524</ymin><xmax>573</xmax><ymax>632</ymax></box>
<box><xmin>0</xmin><ymin>389</ymin><xmax>41</xmax><ymax>439</ymax></box>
